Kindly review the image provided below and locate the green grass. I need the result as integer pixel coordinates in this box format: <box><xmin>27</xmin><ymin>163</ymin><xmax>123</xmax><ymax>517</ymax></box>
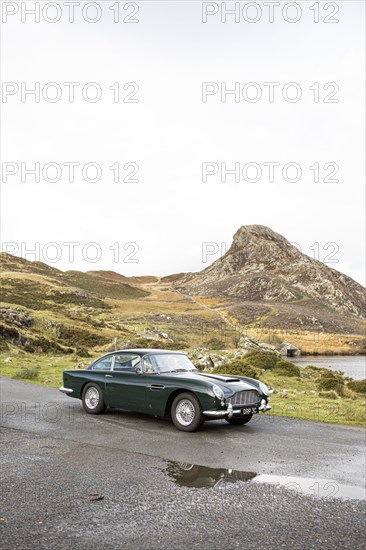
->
<box><xmin>261</xmin><ymin>368</ymin><xmax>366</xmax><ymax>425</ymax></box>
<box><xmin>209</xmin><ymin>351</ymin><xmax>365</xmax><ymax>425</ymax></box>
<box><xmin>13</xmin><ymin>366</ymin><xmax>40</xmax><ymax>380</ymax></box>
<box><xmin>0</xmin><ymin>352</ymin><xmax>96</xmax><ymax>388</ymax></box>
<box><xmin>0</xmin><ymin>277</ymin><xmax>110</xmax><ymax>311</ymax></box>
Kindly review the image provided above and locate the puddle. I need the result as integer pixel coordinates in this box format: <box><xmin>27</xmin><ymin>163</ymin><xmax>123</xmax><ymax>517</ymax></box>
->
<box><xmin>164</xmin><ymin>461</ymin><xmax>366</xmax><ymax>500</ymax></box>
<box><xmin>165</xmin><ymin>461</ymin><xmax>257</xmax><ymax>489</ymax></box>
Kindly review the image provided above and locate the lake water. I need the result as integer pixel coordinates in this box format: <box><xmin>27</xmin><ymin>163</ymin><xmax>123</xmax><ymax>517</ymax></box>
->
<box><xmin>292</xmin><ymin>355</ymin><xmax>366</xmax><ymax>380</ymax></box>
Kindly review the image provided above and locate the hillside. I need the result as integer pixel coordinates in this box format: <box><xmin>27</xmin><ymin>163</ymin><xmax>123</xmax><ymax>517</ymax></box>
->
<box><xmin>176</xmin><ymin>225</ymin><xmax>366</xmax><ymax>336</ymax></box>
<box><xmin>0</xmin><ymin>253</ymin><xmax>226</xmax><ymax>354</ymax></box>
<box><xmin>0</xmin><ymin>225</ymin><xmax>365</xmax><ymax>357</ymax></box>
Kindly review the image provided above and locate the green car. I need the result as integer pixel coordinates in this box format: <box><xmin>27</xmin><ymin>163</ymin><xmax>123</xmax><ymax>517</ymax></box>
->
<box><xmin>60</xmin><ymin>349</ymin><xmax>271</xmax><ymax>432</ymax></box>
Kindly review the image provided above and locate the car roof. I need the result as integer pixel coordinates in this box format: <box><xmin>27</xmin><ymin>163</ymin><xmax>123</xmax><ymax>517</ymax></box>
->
<box><xmin>106</xmin><ymin>349</ymin><xmax>186</xmax><ymax>356</ymax></box>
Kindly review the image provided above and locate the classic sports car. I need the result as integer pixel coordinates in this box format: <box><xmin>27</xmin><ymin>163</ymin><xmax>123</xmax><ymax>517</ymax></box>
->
<box><xmin>60</xmin><ymin>349</ymin><xmax>271</xmax><ymax>432</ymax></box>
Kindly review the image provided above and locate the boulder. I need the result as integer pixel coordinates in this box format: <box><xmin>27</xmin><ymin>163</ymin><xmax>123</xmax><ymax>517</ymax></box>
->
<box><xmin>189</xmin><ymin>349</ymin><xmax>230</xmax><ymax>371</ymax></box>
<box><xmin>210</xmin><ymin>354</ymin><xmax>231</xmax><ymax>368</ymax></box>
<box><xmin>157</xmin><ymin>332</ymin><xmax>173</xmax><ymax>342</ymax></box>
<box><xmin>189</xmin><ymin>347</ymin><xmax>209</xmax><ymax>358</ymax></box>
<box><xmin>194</xmin><ymin>354</ymin><xmax>214</xmax><ymax>371</ymax></box>
<box><xmin>237</xmin><ymin>336</ymin><xmax>262</xmax><ymax>350</ymax></box>
<box><xmin>259</xmin><ymin>342</ymin><xmax>277</xmax><ymax>351</ymax></box>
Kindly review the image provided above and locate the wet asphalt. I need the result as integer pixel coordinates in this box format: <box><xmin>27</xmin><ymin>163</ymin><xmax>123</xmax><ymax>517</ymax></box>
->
<box><xmin>0</xmin><ymin>376</ymin><xmax>365</xmax><ymax>549</ymax></box>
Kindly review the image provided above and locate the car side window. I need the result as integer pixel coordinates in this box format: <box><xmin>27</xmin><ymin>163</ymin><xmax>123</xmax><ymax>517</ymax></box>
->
<box><xmin>113</xmin><ymin>354</ymin><xmax>141</xmax><ymax>373</ymax></box>
<box><xmin>143</xmin><ymin>355</ymin><xmax>157</xmax><ymax>373</ymax></box>
<box><xmin>92</xmin><ymin>357</ymin><xmax>113</xmax><ymax>371</ymax></box>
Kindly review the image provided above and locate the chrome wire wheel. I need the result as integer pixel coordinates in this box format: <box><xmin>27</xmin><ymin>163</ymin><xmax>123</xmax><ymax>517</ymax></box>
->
<box><xmin>82</xmin><ymin>383</ymin><xmax>105</xmax><ymax>415</ymax></box>
<box><xmin>175</xmin><ymin>399</ymin><xmax>195</xmax><ymax>426</ymax></box>
<box><xmin>171</xmin><ymin>392</ymin><xmax>204</xmax><ymax>432</ymax></box>
<box><xmin>85</xmin><ymin>387</ymin><xmax>99</xmax><ymax>409</ymax></box>
<box><xmin>178</xmin><ymin>463</ymin><xmax>195</xmax><ymax>471</ymax></box>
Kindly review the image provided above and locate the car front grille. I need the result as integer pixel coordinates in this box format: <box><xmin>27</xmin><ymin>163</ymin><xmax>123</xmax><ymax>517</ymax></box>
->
<box><xmin>226</xmin><ymin>390</ymin><xmax>260</xmax><ymax>407</ymax></box>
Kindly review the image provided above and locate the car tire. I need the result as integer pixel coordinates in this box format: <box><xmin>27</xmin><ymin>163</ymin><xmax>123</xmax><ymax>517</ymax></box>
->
<box><xmin>171</xmin><ymin>392</ymin><xmax>204</xmax><ymax>432</ymax></box>
<box><xmin>82</xmin><ymin>383</ymin><xmax>106</xmax><ymax>414</ymax></box>
<box><xmin>225</xmin><ymin>414</ymin><xmax>253</xmax><ymax>425</ymax></box>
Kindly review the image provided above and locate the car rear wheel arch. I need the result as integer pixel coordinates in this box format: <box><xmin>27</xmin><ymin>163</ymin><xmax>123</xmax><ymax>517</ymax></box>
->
<box><xmin>80</xmin><ymin>380</ymin><xmax>99</xmax><ymax>399</ymax></box>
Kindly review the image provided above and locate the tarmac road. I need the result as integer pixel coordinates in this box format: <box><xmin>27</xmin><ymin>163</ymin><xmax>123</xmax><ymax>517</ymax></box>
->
<box><xmin>1</xmin><ymin>376</ymin><xmax>365</xmax><ymax>549</ymax></box>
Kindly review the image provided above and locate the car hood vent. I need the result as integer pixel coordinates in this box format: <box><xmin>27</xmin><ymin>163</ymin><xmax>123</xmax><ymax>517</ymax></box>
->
<box><xmin>198</xmin><ymin>374</ymin><xmax>241</xmax><ymax>383</ymax></box>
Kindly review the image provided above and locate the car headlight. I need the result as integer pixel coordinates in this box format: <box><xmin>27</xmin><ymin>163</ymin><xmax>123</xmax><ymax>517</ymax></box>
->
<box><xmin>259</xmin><ymin>382</ymin><xmax>269</xmax><ymax>396</ymax></box>
<box><xmin>212</xmin><ymin>384</ymin><xmax>224</xmax><ymax>401</ymax></box>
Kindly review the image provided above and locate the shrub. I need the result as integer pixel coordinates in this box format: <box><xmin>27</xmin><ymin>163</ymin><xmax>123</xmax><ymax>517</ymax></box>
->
<box><xmin>13</xmin><ymin>367</ymin><xmax>40</xmax><ymax>380</ymax></box>
<box><xmin>75</xmin><ymin>346</ymin><xmax>91</xmax><ymax>358</ymax></box>
<box><xmin>212</xmin><ymin>360</ymin><xmax>259</xmax><ymax>379</ymax></box>
<box><xmin>0</xmin><ymin>340</ymin><xmax>9</xmax><ymax>351</ymax></box>
<box><xmin>205</xmin><ymin>337</ymin><xmax>225</xmax><ymax>350</ymax></box>
<box><xmin>243</xmin><ymin>350</ymin><xmax>279</xmax><ymax>370</ymax></box>
<box><xmin>319</xmin><ymin>390</ymin><xmax>339</xmax><ymax>400</ymax></box>
<box><xmin>274</xmin><ymin>360</ymin><xmax>301</xmax><ymax>378</ymax></box>
<box><xmin>58</xmin><ymin>326</ymin><xmax>109</xmax><ymax>347</ymax></box>
<box><xmin>347</xmin><ymin>379</ymin><xmax>366</xmax><ymax>395</ymax></box>
<box><xmin>316</xmin><ymin>372</ymin><xmax>345</xmax><ymax>397</ymax></box>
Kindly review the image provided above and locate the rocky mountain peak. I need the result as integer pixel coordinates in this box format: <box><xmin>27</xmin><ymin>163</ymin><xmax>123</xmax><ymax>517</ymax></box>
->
<box><xmin>233</xmin><ymin>224</ymin><xmax>285</xmax><ymax>242</ymax></box>
<box><xmin>223</xmin><ymin>225</ymin><xmax>304</xmax><ymax>273</ymax></box>
<box><xmin>177</xmin><ymin>225</ymin><xmax>366</xmax><ymax>321</ymax></box>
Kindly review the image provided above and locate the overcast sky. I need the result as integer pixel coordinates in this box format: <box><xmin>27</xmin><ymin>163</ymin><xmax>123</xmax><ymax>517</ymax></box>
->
<box><xmin>1</xmin><ymin>1</ymin><xmax>365</xmax><ymax>285</ymax></box>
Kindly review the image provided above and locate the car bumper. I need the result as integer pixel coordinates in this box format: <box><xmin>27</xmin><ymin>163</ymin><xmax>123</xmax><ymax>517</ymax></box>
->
<box><xmin>203</xmin><ymin>399</ymin><xmax>271</xmax><ymax>419</ymax></box>
<box><xmin>59</xmin><ymin>386</ymin><xmax>74</xmax><ymax>394</ymax></box>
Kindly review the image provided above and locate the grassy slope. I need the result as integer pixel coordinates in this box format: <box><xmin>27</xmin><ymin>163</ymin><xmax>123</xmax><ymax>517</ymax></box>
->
<box><xmin>261</xmin><ymin>368</ymin><xmax>366</xmax><ymax>425</ymax></box>
<box><xmin>0</xmin><ymin>255</ymin><xmax>229</xmax><ymax>351</ymax></box>
<box><xmin>192</xmin><ymin>296</ymin><xmax>366</xmax><ymax>355</ymax></box>
<box><xmin>2</xmin><ymin>252</ymin><xmax>364</xmax><ymax>353</ymax></box>
<box><xmin>61</xmin><ymin>271</ymin><xmax>149</xmax><ymax>300</ymax></box>
<box><xmin>0</xmin><ymin>254</ymin><xmax>365</xmax><ymax>425</ymax></box>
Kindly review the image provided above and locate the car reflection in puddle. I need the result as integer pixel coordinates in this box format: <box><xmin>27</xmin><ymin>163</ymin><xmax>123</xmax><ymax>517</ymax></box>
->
<box><xmin>165</xmin><ymin>462</ymin><xmax>257</xmax><ymax>489</ymax></box>
<box><xmin>164</xmin><ymin>461</ymin><xmax>366</xmax><ymax>500</ymax></box>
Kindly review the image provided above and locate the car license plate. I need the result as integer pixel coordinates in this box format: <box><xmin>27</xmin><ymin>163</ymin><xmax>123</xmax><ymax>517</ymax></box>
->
<box><xmin>241</xmin><ymin>407</ymin><xmax>257</xmax><ymax>415</ymax></box>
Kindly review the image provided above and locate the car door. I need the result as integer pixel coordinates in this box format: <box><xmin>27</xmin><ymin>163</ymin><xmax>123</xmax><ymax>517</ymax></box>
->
<box><xmin>105</xmin><ymin>353</ymin><xmax>148</xmax><ymax>412</ymax></box>
<box><xmin>88</xmin><ymin>355</ymin><xmax>114</xmax><ymax>395</ymax></box>
<box><xmin>143</xmin><ymin>354</ymin><xmax>172</xmax><ymax>416</ymax></box>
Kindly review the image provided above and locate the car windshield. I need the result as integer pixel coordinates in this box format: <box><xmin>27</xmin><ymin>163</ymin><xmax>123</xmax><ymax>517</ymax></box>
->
<box><xmin>144</xmin><ymin>354</ymin><xmax>197</xmax><ymax>374</ymax></box>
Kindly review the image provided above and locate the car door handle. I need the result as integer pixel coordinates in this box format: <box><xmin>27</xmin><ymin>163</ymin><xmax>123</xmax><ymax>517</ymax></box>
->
<box><xmin>105</xmin><ymin>374</ymin><xmax>113</xmax><ymax>378</ymax></box>
<box><xmin>148</xmin><ymin>384</ymin><xmax>165</xmax><ymax>390</ymax></box>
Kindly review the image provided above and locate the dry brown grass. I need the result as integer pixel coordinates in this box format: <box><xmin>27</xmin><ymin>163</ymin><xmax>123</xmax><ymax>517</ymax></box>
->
<box><xmin>247</xmin><ymin>328</ymin><xmax>365</xmax><ymax>355</ymax></box>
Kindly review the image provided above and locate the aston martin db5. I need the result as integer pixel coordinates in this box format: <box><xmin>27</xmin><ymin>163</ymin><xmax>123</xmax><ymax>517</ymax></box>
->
<box><xmin>60</xmin><ymin>349</ymin><xmax>271</xmax><ymax>431</ymax></box>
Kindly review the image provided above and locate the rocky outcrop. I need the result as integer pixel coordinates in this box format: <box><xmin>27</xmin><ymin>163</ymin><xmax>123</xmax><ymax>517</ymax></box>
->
<box><xmin>0</xmin><ymin>307</ymin><xmax>33</xmax><ymax>329</ymax></box>
<box><xmin>176</xmin><ymin>225</ymin><xmax>366</xmax><ymax>320</ymax></box>
<box><xmin>237</xmin><ymin>335</ymin><xmax>277</xmax><ymax>352</ymax></box>
<box><xmin>189</xmin><ymin>348</ymin><xmax>230</xmax><ymax>371</ymax></box>
<box><xmin>189</xmin><ymin>341</ymin><xmax>280</xmax><ymax>372</ymax></box>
